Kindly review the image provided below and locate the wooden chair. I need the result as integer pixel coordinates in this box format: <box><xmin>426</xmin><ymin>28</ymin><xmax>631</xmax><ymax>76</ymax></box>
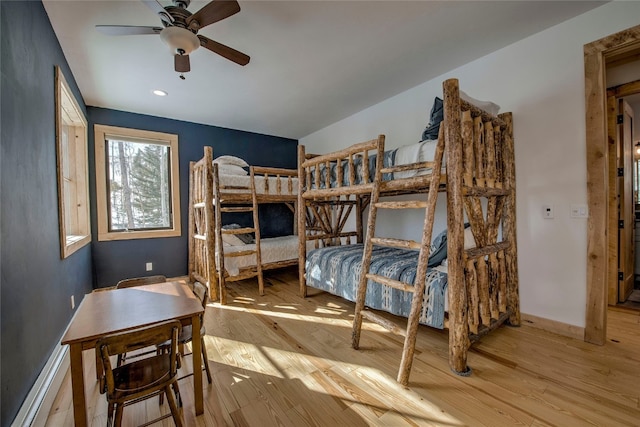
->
<box><xmin>159</xmin><ymin>281</ymin><xmax>212</xmax><ymax>404</ymax></box>
<box><xmin>96</xmin><ymin>320</ymin><xmax>184</xmax><ymax>427</ymax></box>
<box><xmin>115</xmin><ymin>275</ymin><xmax>167</xmax><ymax>289</ymax></box>
<box><xmin>114</xmin><ymin>274</ymin><xmax>167</xmax><ymax>366</ymax></box>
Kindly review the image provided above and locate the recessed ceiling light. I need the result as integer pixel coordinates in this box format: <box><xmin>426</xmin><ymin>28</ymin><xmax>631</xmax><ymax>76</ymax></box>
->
<box><xmin>152</xmin><ymin>89</ymin><xmax>168</xmax><ymax>97</ymax></box>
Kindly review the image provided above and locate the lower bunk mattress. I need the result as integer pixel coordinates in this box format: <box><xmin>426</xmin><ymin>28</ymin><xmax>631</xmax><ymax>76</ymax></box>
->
<box><xmin>305</xmin><ymin>244</ymin><xmax>448</xmax><ymax>329</ymax></box>
<box><xmin>221</xmin><ymin>235</ymin><xmax>300</xmax><ymax>276</ymax></box>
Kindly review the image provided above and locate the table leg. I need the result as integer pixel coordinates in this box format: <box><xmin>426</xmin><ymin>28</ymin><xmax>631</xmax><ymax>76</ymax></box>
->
<box><xmin>191</xmin><ymin>314</ymin><xmax>204</xmax><ymax>415</ymax></box>
<box><xmin>69</xmin><ymin>344</ymin><xmax>88</xmax><ymax>427</ymax></box>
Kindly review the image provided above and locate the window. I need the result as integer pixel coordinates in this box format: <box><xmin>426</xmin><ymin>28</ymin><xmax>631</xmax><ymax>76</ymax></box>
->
<box><xmin>56</xmin><ymin>66</ymin><xmax>91</xmax><ymax>258</ymax></box>
<box><xmin>94</xmin><ymin>125</ymin><xmax>181</xmax><ymax>241</ymax></box>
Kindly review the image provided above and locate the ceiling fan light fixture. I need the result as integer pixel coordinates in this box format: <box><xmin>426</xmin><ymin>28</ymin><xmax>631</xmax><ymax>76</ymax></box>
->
<box><xmin>152</xmin><ymin>89</ymin><xmax>168</xmax><ymax>96</ymax></box>
<box><xmin>159</xmin><ymin>26</ymin><xmax>200</xmax><ymax>55</ymax></box>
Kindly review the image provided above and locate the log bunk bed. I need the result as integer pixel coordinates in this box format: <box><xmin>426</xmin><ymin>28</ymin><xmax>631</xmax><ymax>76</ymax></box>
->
<box><xmin>188</xmin><ymin>146</ymin><xmax>298</xmax><ymax>304</ymax></box>
<box><xmin>297</xmin><ymin>78</ymin><xmax>520</xmax><ymax>384</ymax></box>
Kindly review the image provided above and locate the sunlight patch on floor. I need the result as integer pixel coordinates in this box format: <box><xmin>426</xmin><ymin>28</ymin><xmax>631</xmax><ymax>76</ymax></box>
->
<box><xmin>214</xmin><ymin>301</ymin><xmax>354</xmax><ymax>326</ymax></box>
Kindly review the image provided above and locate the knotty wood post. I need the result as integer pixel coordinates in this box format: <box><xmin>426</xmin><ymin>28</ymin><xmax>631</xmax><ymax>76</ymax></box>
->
<box><xmin>485</xmin><ymin>122</ymin><xmax>496</xmax><ymax>188</ymax></box>
<box><xmin>212</xmin><ymin>163</ymin><xmax>227</xmax><ymax>304</ymax></box>
<box><xmin>188</xmin><ymin>161</ymin><xmax>196</xmax><ymax>284</ymax></box>
<box><xmin>298</xmin><ymin>145</ymin><xmax>308</xmax><ymax>297</ymax></box>
<box><xmin>465</xmin><ymin>259</ymin><xmax>479</xmax><ymax>334</ymax></box>
<box><xmin>250</xmin><ymin>167</ymin><xmax>265</xmax><ymax>295</ymax></box>
<box><xmin>444</xmin><ymin>78</ymin><xmax>470</xmax><ymax>375</ymax></box>
<box><xmin>462</xmin><ymin>111</ymin><xmax>474</xmax><ymax>187</ymax></box>
<box><xmin>474</xmin><ymin>117</ymin><xmax>485</xmax><ymax>187</ymax></box>
<box><xmin>499</xmin><ymin>112</ymin><xmax>520</xmax><ymax>326</ymax></box>
<box><xmin>356</xmin><ymin>196</ymin><xmax>363</xmax><ymax>243</ymax></box>
<box><xmin>204</xmin><ymin>147</ymin><xmax>218</xmax><ymax>301</ymax></box>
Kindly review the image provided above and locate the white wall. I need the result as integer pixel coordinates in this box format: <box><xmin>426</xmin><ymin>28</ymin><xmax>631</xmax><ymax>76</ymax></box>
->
<box><xmin>300</xmin><ymin>2</ymin><xmax>640</xmax><ymax>328</ymax></box>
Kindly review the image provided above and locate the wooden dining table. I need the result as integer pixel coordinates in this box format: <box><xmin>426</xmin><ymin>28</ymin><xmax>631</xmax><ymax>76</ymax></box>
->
<box><xmin>61</xmin><ymin>281</ymin><xmax>205</xmax><ymax>427</ymax></box>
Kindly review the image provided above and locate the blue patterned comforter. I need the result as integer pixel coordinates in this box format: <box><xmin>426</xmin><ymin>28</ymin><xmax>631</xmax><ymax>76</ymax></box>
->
<box><xmin>305</xmin><ymin>244</ymin><xmax>448</xmax><ymax>329</ymax></box>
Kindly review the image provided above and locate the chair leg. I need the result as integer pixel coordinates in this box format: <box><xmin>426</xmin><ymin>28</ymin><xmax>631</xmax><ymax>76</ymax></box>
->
<box><xmin>114</xmin><ymin>403</ymin><xmax>124</xmax><ymax>427</ymax></box>
<box><xmin>165</xmin><ymin>384</ymin><xmax>184</xmax><ymax>427</ymax></box>
<box><xmin>201</xmin><ymin>337</ymin><xmax>212</xmax><ymax>384</ymax></box>
<box><xmin>106</xmin><ymin>401</ymin><xmax>115</xmax><ymax>427</ymax></box>
<box><xmin>158</xmin><ymin>346</ymin><xmax>167</xmax><ymax>405</ymax></box>
<box><xmin>172</xmin><ymin>381</ymin><xmax>183</xmax><ymax>407</ymax></box>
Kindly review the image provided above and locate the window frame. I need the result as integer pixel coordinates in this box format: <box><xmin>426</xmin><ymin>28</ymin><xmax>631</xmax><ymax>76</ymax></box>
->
<box><xmin>55</xmin><ymin>66</ymin><xmax>91</xmax><ymax>258</ymax></box>
<box><xmin>94</xmin><ymin>124</ymin><xmax>181</xmax><ymax>241</ymax></box>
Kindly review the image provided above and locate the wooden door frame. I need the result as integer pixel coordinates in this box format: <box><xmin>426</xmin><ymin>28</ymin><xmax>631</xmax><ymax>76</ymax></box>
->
<box><xmin>584</xmin><ymin>24</ymin><xmax>640</xmax><ymax>345</ymax></box>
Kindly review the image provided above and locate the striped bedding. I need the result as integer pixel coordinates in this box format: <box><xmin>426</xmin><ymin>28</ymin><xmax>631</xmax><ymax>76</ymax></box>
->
<box><xmin>305</xmin><ymin>244</ymin><xmax>448</xmax><ymax>329</ymax></box>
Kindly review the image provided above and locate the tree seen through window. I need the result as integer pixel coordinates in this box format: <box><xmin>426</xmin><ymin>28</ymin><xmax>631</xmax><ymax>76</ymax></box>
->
<box><xmin>106</xmin><ymin>138</ymin><xmax>172</xmax><ymax>231</ymax></box>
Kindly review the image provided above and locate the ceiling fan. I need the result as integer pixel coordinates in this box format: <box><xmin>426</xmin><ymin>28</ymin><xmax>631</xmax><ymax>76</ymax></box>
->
<box><xmin>96</xmin><ymin>0</ymin><xmax>250</xmax><ymax>78</ymax></box>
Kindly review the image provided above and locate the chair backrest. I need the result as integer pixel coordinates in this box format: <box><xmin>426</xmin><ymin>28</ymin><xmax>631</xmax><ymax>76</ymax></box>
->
<box><xmin>192</xmin><ymin>281</ymin><xmax>208</xmax><ymax>309</ymax></box>
<box><xmin>116</xmin><ymin>275</ymin><xmax>167</xmax><ymax>289</ymax></box>
<box><xmin>96</xmin><ymin>320</ymin><xmax>181</xmax><ymax>397</ymax></box>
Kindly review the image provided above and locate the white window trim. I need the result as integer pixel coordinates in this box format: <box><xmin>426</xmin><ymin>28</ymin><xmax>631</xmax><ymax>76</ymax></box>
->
<box><xmin>94</xmin><ymin>124</ymin><xmax>181</xmax><ymax>241</ymax></box>
<box><xmin>56</xmin><ymin>66</ymin><xmax>91</xmax><ymax>258</ymax></box>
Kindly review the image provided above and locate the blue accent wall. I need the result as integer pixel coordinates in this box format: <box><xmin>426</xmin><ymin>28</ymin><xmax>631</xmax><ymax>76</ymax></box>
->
<box><xmin>87</xmin><ymin>108</ymin><xmax>298</xmax><ymax>287</ymax></box>
<box><xmin>1</xmin><ymin>2</ymin><xmax>93</xmax><ymax>425</ymax></box>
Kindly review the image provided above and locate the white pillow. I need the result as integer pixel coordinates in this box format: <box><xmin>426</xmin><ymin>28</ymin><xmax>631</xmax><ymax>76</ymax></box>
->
<box><xmin>460</xmin><ymin>90</ymin><xmax>500</xmax><ymax>116</ymax></box>
<box><xmin>216</xmin><ymin>164</ymin><xmax>247</xmax><ymax>176</ymax></box>
<box><xmin>214</xmin><ymin>155</ymin><xmax>249</xmax><ymax>168</ymax></box>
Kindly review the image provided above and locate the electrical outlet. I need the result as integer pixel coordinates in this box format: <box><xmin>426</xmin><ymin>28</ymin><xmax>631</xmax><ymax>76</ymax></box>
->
<box><xmin>71</xmin><ymin>295</ymin><xmax>75</xmax><ymax>310</ymax></box>
<box><xmin>146</xmin><ymin>262</ymin><xmax>153</xmax><ymax>271</ymax></box>
<box><xmin>542</xmin><ymin>205</ymin><xmax>554</xmax><ymax>219</ymax></box>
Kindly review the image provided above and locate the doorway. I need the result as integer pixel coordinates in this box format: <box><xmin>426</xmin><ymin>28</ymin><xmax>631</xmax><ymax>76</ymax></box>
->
<box><xmin>584</xmin><ymin>24</ymin><xmax>640</xmax><ymax>345</ymax></box>
<box><xmin>608</xmin><ymin>89</ymin><xmax>637</xmax><ymax>304</ymax></box>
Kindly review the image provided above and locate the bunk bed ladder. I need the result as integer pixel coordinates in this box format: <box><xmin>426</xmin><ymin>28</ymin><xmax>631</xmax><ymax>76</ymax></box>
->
<box><xmin>213</xmin><ymin>165</ymin><xmax>264</xmax><ymax>304</ymax></box>
<box><xmin>352</xmin><ymin>128</ymin><xmax>445</xmax><ymax>386</ymax></box>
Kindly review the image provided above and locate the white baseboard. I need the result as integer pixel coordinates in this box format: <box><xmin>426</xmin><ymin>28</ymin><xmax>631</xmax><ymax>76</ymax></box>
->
<box><xmin>11</xmin><ymin>344</ymin><xmax>69</xmax><ymax>427</ymax></box>
<box><xmin>521</xmin><ymin>313</ymin><xmax>585</xmax><ymax>340</ymax></box>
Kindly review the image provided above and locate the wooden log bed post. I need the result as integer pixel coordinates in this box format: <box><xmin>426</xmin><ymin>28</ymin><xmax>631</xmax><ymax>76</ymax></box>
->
<box><xmin>500</xmin><ymin>112</ymin><xmax>521</xmax><ymax>326</ymax></box>
<box><xmin>443</xmin><ymin>78</ymin><xmax>470</xmax><ymax>375</ymax></box>
<box><xmin>204</xmin><ymin>146</ymin><xmax>218</xmax><ymax>301</ymax></box>
<box><xmin>298</xmin><ymin>144</ymin><xmax>308</xmax><ymax>297</ymax></box>
<box><xmin>188</xmin><ymin>160</ymin><xmax>196</xmax><ymax>285</ymax></box>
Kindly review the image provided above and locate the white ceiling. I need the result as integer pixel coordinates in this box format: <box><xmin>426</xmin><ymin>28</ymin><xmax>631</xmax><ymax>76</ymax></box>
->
<box><xmin>43</xmin><ymin>1</ymin><xmax>606</xmax><ymax>140</ymax></box>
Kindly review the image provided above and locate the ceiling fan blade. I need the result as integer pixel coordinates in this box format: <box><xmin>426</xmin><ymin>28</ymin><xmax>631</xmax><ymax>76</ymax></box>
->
<box><xmin>175</xmin><ymin>54</ymin><xmax>191</xmax><ymax>73</ymax></box>
<box><xmin>96</xmin><ymin>25</ymin><xmax>163</xmax><ymax>36</ymax></box>
<box><xmin>141</xmin><ymin>0</ymin><xmax>174</xmax><ymax>24</ymax></box>
<box><xmin>198</xmin><ymin>35</ymin><xmax>250</xmax><ymax>66</ymax></box>
<box><xmin>187</xmin><ymin>0</ymin><xmax>240</xmax><ymax>30</ymax></box>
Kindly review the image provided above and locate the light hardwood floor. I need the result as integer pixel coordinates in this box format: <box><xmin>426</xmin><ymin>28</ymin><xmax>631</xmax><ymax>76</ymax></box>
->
<box><xmin>47</xmin><ymin>267</ymin><xmax>640</xmax><ymax>426</ymax></box>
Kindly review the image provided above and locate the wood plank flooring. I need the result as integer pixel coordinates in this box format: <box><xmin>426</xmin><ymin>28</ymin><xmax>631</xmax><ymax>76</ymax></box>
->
<box><xmin>47</xmin><ymin>267</ymin><xmax>640</xmax><ymax>426</ymax></box>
